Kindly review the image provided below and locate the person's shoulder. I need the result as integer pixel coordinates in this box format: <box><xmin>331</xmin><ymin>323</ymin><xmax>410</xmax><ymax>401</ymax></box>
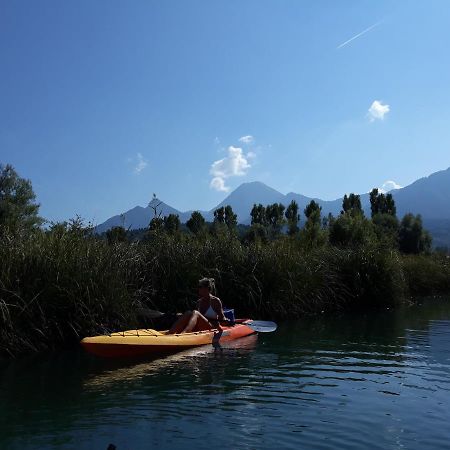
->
<box><xmin>210</xmin><ymin>295</ymin><xmax>222</xmax><ymax>304</ymax></box>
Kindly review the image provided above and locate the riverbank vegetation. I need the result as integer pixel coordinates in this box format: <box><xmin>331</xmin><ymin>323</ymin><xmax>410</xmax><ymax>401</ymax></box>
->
<box><xmin>1</xmin><ymin>163</ymin><xmax>450</xmax><ymax>357</ymax></box>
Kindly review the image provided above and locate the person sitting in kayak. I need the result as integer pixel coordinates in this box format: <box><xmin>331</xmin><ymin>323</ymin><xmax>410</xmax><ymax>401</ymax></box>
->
<box><xmin>167</xmin><ymin>277</ymin><xmax>230</xmax><ymax>334</ymax></box>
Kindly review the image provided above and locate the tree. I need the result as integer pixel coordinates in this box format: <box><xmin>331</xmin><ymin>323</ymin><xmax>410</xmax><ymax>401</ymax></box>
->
<box><xmin>342</xmin><ymin>193</ymin><xmax>363</xmax><ymax>216</ymax></box>
<box><xmin>285</xmin><ymin>200</ymin><xmax>300</xmax><ymax>235</ymax></box>
<box><xmin>398</xmin><ymin>214</ymin><xmax>432</xmax><ymax>254</ymax></box>
<box><xmin>329</xmin><ymin>213</ymin><xmax>375</xmax><ymax>247</ymax></box>
<box><xmin>186</xmin><ymin>211</ymin><xmax>206</xmax><ymax>235</ymax></box>
<box><xmin>369</xmin><ymin>188</ymin><xmax>379</xmax><ymax>217</ymax></box>
<box><xmin>213</xmin><ymin>207</ymin><xmax>225</xmax><ymax>224</ymax></box>
<box><xmin>370</xmin><ymin>188</ymin><xmax>397</xmax><ymax>217</ymax></box>
<box><xmin>301</xmin><ymin>200</ymin><xmax>325</xmax><ymax>247</ymax></box>
<box><xmin>372</xmin><ymin>212</ymin><xmax>399</xmax><ymax>248</ymax></box>
<box><xmin>304</xmin><ymin>200</ymin><xmax>321</xmax><ymax>220</ymax></box>
<box><xmin>0</xmin><ymin>163</ymin><xmax>43</xmax><ymax>232</ymax></box>
<box><xmin>224</xmin><ymin>205</ymin><xmax>238</xmax><ymax>231</ymax></box>
<box><xmin>250</xmin><ymin>204</ymin><xmax>266</xmax><ymax>226</ymax></box>
<box><xmin>164</xmin><ymin>214</ymin><xmax>180</xmax><ymax>235</ymax></box>
<box><xmin>212</xmin><ymin>205</ymin><xmax>237</xmax><ymax>237</ymax></box>
<box><xmin>265</xmin><ymin>203</ymin><xmax>285</xmax><ymax>236</ymax></box>
<box><xmin>211</xmin><ymin>206</ymin><xmax>226</xmax><ymax>237</ymax></box>
<box><xmin>385</xmin><ymin>193</ymin><xmax>396</xmax><ymax>216</ymax></box>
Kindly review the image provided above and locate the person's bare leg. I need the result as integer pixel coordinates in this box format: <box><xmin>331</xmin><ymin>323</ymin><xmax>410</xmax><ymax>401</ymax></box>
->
<box><xmin>182</xmin><ymin>311</ymin><xmax>213</xmax><ymax>333</ymax></box>
<box><xmin>168</xmin><ymin>311</ymin><xmax>193</xmax><ymax>334</ymax></box>
<box><xmin>180</xmin><ymin>310</ymin><xmax>200</xmax><ymax>333</ymax></box>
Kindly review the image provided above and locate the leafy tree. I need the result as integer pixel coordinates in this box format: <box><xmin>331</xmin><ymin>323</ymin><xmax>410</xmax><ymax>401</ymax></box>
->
<box><xmin>384</xmin><ymin>193</ymin><xmax>396</xmax><ymax>216</ymax></box>
<box><xmin>322</xmin><ymin>213</ymin><xmax>335</xmax><ymax>229</ymax></box>
<box><xmin>301</xmin><ymin>200</ymin><xmax>325</xmax><ymax>247</ymax></box>
<box><xmin>372</xmin><ymin>213</ymin><xmax>399</xmax><ymax>248</ymax></box>
<box><xmin>342</xmin><ymin>193</ymin><xmax>363</xmax><ymax>216</ymax></box>
<box><xmin>329</xmin><ymin>213</ymin><xmax>375</xmax><ymax>247</ymax></box>
<box><xmin>265</xmin><ymin>203</ymin><xmax>285</xmax><ymax>237</ymax></box>
<box><xmin>213</xmin><ymin>206</ymin><xmax>225</xmax><ymax>224</ymax></box>
<box><xmin>106</xmin><ymin>226</ymin><xmax>128</xmax><ymax>244</ymax></box>
<box><xmin>164</xmin><ymin>214</ymin><xmax>181</xmax><ymax>235</ymax></box>
<box><xmin>369</xmin><ymin>188</ymin><xmax>379</xmax><ymax>217</ymax></box>
<box><xmin>186</xmin><ymin>211</ymin><xmax>206</xmax><ymax>235</ymax></box>
<box><xmin>304</xmin><ymin>200</ymin><xmax>321</xmax><ymax>220</ymax></box>
<box><xmin>224</xmin><ymin>205</ymin><xmax>238</xmax><ymax>231</ymax></box>
<box><xmin>285</xmin><ymin>200</ymin><xmax>300</xmax><ymax>235</ymax></box>
<box><xmin>0</xmin><ymin>163</ymin><xmax>43</xmax><ymax>232</ymax></box>
<box><xmin>250</xmin><ymin>204</ymin><xmax>266</xmax><ymax>226</ymax></box>
<box><xmin>370</xmin><ymin>189</ymin><xmax>397</xmax><ymax>217</ymax></box>
<box><xmin>398</xmin><ymin>214</ymin><xmax>432</xmax><ymax>254</ymax></box>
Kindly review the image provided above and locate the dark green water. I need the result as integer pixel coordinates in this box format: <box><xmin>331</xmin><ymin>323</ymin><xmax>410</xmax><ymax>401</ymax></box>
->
<box><xmin>1</xmin><ymin>299</ymin><xmax>450</xmax><ymax>450</ymax></box>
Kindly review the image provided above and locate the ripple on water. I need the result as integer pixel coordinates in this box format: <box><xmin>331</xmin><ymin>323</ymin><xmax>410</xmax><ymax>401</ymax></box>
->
<box><xmin>2</xmin><ymin>303</ymin><xmax>450</xmax><ymax>450</ymax></box>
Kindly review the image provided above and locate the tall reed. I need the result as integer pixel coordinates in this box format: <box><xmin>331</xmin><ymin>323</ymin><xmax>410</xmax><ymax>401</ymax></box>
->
<box><xmin>0</xmin><ymin>229</ymin><xmax>447</xmax><ymax>357</ymax></box>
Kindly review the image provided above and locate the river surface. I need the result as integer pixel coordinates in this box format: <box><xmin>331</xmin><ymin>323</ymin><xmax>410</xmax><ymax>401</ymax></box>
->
<box><xmin>1</xmin><ymin>299</ymin><xmax>450</xmax><ymax>450</ymax></box>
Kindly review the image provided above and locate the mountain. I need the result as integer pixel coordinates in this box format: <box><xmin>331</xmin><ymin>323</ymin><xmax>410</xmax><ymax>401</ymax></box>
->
<box><xmin>95</xmin><ymin>167</ymin><xmax>450</xmax><ymax>243</ymax></box>
<box><xmin>389</xmin><ymin>167</ymin><xmax>450</xmax><ymax>220</ymax></box>
<box><xmin>95</xmin><ymin>199</ymin><xmax>208</xmax><ymax>233</ymax></box>
<box><xmin>213</xmin><ymin>182</ymin><xmax>285</xmax><ymax>223</ymax></box>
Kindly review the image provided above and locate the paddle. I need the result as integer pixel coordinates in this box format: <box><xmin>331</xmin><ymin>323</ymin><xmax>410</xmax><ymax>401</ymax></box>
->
<box><xmin>237</xmin><ymin>320</ymin><xmax>277</xmax><ymax>333</ymax></box>
<box><xmin>137</xmin><ymin>309</ymin><xmax>277</xmax><ymax>332</ymax></box>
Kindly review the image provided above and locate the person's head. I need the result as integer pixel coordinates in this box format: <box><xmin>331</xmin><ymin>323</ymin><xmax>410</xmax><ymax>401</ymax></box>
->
<box><xmin>198</xmin><ymin>277</ymin><xmax>216</xmax><ymax>296</ymax></box>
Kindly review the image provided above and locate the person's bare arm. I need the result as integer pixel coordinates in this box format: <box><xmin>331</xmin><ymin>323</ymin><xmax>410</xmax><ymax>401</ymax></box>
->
<box><xmin>213</xmin><ymin>297</ymin><xmax>227</xmax><ymax>322</ymax></box>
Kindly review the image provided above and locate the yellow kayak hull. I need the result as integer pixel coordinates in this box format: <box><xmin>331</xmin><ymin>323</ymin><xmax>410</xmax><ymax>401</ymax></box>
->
<box><xmin>81</xmin><ymin>322</ymin><xmax>255</xmax><ymax>358</ymax></box>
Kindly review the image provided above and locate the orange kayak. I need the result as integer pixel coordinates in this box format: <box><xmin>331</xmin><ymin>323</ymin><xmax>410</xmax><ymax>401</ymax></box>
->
<box><xmin>80</xmin><ymin>321</ymin><xmax>256</xmax><ymax>358</ymax></box>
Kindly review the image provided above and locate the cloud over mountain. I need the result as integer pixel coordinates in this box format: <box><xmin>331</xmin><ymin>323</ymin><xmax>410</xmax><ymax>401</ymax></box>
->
<box><xmin>210</xmin><ymin>146</ymin><xmax>251</xmax><ymax>192</ymax></box>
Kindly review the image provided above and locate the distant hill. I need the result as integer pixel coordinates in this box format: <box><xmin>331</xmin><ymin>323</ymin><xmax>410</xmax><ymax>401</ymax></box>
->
<box><xmin>389</xmin><ymin>167</ymin><xmax>450</xmax><ymax>220</ymax></box>
<box><xmin>95</xmin><ymin>167</ymin><xmax>450</xmax><ymax>247</ymax></box>
<box><xmin>95</xmin><ymin>199</ymin><xmax>209</xmax><ymax>233</ymax></box>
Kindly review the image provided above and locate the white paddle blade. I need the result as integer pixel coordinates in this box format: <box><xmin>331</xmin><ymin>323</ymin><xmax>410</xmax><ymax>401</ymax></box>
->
<box><xmin>244</xmin><ymin>320</ymin><xmax>277</xmax><ymax>332</ymax></box>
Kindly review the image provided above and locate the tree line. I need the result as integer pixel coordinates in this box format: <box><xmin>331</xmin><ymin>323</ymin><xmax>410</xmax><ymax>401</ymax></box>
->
<box><xmin>107</xmin><ymin>190</ymin><xmax>431</xmax><ymax>255</ymax></box>
<box><xmin>0</xmin><ymin>163</ymin><xmax>433</xmax><ymax>255</ymax></box>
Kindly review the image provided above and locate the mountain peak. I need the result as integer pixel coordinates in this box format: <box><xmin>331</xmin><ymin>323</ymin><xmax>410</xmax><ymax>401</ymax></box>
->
<box><xmin>96</xmin><ymin>166</ymin><xmax>450</xmax><ymax>231</ymax></box>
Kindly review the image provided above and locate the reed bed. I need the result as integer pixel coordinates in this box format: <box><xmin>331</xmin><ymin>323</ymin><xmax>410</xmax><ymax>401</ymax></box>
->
<box><xmin>0</xmin><ymin>229</ymin><xmax>447</xmax><ymax>357</ymax></box>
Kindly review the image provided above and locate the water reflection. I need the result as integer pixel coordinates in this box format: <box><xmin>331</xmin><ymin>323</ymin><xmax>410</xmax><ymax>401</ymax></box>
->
<box><xmin>84</xmin><ymin>334</ymin><xmax>259</xmax><ymax>390</ymax></box>
<box><xmin>1</xmin><ymin>299</ymin><xmax>450</xmax><ymax>450</ymax></box>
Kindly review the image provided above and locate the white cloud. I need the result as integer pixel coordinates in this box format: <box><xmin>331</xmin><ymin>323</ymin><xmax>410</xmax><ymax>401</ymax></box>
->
<box><xmin>214</xmin><ymin>137</ymin><xmax>220</xmax><ymax>145</ymax></box>
<box><xmin>210</xmin><ymin>146</ymin><xmax>250</xmax><ymax>178</ymax></box>
<box><xmin>246</xmin><ymin>151</ymin><xmax>257</xmax><ymax>160</ymax></box>
<box><xmin>134</xmin><ymin>153</ymin><xmax>148</xmax><ymax>174</ymax></box>
<box><xmin>209</xmin><ymin>146</ymin><xmax>251</xmax><ymax>192</ymax></box>
<box><xmin>238</xmin><ymin>135</ymin><xmax>254</xmax><ymax>144</ymax></box>
<box><xmin>368</xmin><ymin>100</ymin><xmax>390</xmax><ymax>122</ymax></box>
<box><xmin>379</xmin><ymin>180</ymin><xmax>402</xmax><ymax>193</ymax></box>
<box><xmin>210</xmin><ymin>177</ymin><xmax>230</xmax><ymax>192</ymax></box>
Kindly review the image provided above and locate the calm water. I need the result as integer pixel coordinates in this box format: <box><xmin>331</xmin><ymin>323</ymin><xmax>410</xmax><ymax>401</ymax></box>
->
<box><xmin>1</xmin><ymin>299</ymin><xmax>450</xmax><ymax>450</ymax></box>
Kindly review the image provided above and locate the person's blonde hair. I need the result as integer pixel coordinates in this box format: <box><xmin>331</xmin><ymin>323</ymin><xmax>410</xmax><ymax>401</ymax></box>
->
<box><xmin>198</xmin><ymin>277</ymin><xmax>216</xmax><ymax>295</ymax></box>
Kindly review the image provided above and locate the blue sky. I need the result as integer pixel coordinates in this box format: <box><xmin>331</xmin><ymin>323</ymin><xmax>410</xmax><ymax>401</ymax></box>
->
<box><xmin>1</xmin><ymin>1</ymin><xmax>450</xmax><ymax>224</ymax></box>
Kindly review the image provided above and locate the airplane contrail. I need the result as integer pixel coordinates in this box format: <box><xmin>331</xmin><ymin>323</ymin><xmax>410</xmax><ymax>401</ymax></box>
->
<box><xmin>337</xmin><ymin>21</ymin><xmax>382</xmax><ymax>49</ymax></box>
